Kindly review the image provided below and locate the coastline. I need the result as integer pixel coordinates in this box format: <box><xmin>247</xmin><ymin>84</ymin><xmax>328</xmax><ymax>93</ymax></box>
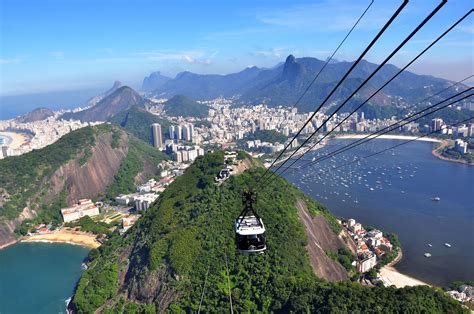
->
<box><xmin>0</xmin><ymin>131</ymin><xmax>29</xmax><ymax>149</ymax></box>
<box><xmin>336</xmin><ymin>134</ymin><xmax>442</xmax><ymax>143</ymax></box>
<box><xmin>379</xmin><ymin>249</ymin><xmax>431</xmax><ymax>288</ymax></box>
<box><xmin>431</xmin><ymin>140</ymin><xmax>472</xmax><ymax>166</ymax></box>
<box><xmin>21</xmin><ymin>229</ymin><xmax>100</xmax><ymax>249</ymax></box>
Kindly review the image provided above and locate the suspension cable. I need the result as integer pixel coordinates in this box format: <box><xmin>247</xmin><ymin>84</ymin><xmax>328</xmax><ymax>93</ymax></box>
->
<box><xmin>331</xmin><ymin>116</ymin><xmax>474</xmax><ymax>171</ymax></box>
<box><xmin>260</xmin><ymin>1</ymin><xmax>447</xmax><ymax>187</ymax></box>
<box><xmin>255</xmin><ymin>0</ymin><xmax>409</xmax><ymax>186</ymax></box>
<box><xmin>283</xmin><ymin>91</ymin><xmax>473</xmax><ymax>172</ymax></box>
<box><xmin>275</xmin><ymin>9</ymin><xmax>473</xmax><ymax>177</ymax></box>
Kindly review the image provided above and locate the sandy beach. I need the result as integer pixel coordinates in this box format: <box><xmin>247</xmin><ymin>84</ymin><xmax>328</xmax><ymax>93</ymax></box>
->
<box><xmin>379</xmin><ymin>266</ymin><xmax>430</xmax><ymax>288</ymax></box>
<box><xmin>336</xmin><ymin>134</ymin><xmax>442</xmax><ymax>143</ymax></box>
<box><xmin>0</xmin><ymin>131</ymin><xmax>30</xmax><ymax>149</ymax></box>
<box><xmin>21</xmin><ymin>229</ymin><xmax>100</xmax><ymax>249</ymax></box>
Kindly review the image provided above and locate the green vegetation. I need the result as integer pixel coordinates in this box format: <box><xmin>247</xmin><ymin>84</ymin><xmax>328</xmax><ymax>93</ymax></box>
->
<box><xmin>163</xmin><ymin>94</ymin><xmax>209</xmax><ymax>118</ymax></box>
<box><xmin>244</xmin><ymin>129</ymin><xmax>287</xmax><ymax>144</ymax></box>
<box><xmin>326</xmin><ymin>247</ymin><xmax>356</xmax><ymax>273</ymax></box>
<box><xmin>103</xmin><ymin>137</ymin><xmax>167</xmax><ymax>200</ymax></box>
<box><xmin>65</xmin><ymin>216</ymin><xmax>111</xmax><ymax>235</ymax></box>
<box><xmin>71</xmin><ymin>152</ymin><xmax>463</xmax><ymax>313</ymax></box>
<box><xmin>109</xmin><ymin>106</ymin><xmax>173</xmax><ymax>145</ymax></box>
<box><xmin>442</xmin><ymin>147</ymin><xmax>474</xmax><ymax>165</ymax></box>
<box><xmin>0</xmin><ymin>127</ymin><xmax>96</xmax><ymax>220</ymax></box>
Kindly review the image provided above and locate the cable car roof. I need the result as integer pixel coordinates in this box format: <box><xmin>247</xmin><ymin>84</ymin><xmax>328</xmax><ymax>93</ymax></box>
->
<box><xmin>235</xmin><ymin>216</ymin><xmax>266</xmax><ymax>235</ymax></box>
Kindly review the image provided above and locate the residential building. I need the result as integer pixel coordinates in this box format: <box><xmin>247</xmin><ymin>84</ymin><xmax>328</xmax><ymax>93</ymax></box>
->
<box><xmin>61</xmin><ymin>199</ymin><xmax>100</xmax><ymax>223</ymax></box>
<box><xmin>151</xmin><ymin>123</ymin><xmax>163</xmax><ymax>148</ymax></box>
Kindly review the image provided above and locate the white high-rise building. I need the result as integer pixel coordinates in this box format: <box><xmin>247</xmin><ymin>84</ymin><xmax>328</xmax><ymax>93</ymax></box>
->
<box><xmin>183</xmin><ymin>125</ymin><xmax>191</xmax><ymax>141</ymax></box>
<box><xmin>169</xmin><ymin>125</ymin><xmax>175</xmax><ymax>141</ymax></box>
<box><xmin>151</xmin><ymin>123</ymin><xmax>163</xmax><ymax>148</ymax></box>
<box><xmin>176</xmin><ymin>125</ymin><xmax>182</xmax><ymax>140</ymax></box>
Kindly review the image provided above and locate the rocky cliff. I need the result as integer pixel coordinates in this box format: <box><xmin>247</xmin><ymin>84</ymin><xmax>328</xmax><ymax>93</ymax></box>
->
<box><xmin>0</xmin><ymin>125</ymin><xmax>166</xmax><ymax>247</ymax></box>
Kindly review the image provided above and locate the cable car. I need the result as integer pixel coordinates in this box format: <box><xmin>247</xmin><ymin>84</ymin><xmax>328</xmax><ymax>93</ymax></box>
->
<box><xmin>234</xmin><ymin>191</ymin><xmax>267</xmax><ymax>253</ymax></box>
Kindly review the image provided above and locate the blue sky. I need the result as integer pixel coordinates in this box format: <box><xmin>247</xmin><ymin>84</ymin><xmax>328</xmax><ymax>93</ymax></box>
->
<box><xmin>1</xmin><ymin>0</ymin><xmax>472</xmax><ymax>96</ymax></box>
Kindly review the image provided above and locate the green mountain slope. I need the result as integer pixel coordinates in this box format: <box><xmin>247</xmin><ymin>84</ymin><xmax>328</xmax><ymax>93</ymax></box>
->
<box><xmin>70</xmin><ymin>152</ymin><xmax>462</xmax><ymax>313</ymax></box>
<box><xmin>109</xmin><ymin>106</ymin><xmax>173</xmax><ymax>145</ymax></box>
<box><xmin>163</xmin><ymin>95</ymin><xmax>209</xmax><ymax>118</ymax></box>
<box><xmin>0</xmin><ymin>124</ymin><xmax>167</xmax><ymax>245</ymax></box>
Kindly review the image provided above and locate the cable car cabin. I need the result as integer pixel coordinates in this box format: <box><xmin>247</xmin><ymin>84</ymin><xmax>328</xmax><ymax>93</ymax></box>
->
<box><xmin>235</xmin><ymin>215</ymin><xmax>267</xmax><ymax>253</ymax></box>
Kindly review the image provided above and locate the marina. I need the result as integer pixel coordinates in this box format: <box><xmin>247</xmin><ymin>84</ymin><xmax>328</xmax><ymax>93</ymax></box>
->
<box><xmin>283</xmin><ymin>138</ymin><xmax>474</xmax><ymax>286</ymax></box>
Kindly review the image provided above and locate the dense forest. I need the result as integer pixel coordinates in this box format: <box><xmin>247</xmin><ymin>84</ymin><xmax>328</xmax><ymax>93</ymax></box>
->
<box><xmin>70</xmin><ymin>152</ymin><xmax>462</xmax><ymax>313</ymax></box>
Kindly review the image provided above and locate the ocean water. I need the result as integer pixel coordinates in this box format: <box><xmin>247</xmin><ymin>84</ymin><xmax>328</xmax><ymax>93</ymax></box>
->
<box><xmin>0</xmin><ymin>242</ymin><xmax>89</xmax><ymax>314</ymax></box>
<box><xmin>282</xmin><ymin>139</ymin><xmax>474</xmax><ymax>286</ymax></box>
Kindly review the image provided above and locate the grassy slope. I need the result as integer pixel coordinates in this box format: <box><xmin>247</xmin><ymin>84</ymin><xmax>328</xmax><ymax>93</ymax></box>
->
<box><xmin>71</xmin><ymin>152</ymin><xmax>462</xmax><ymax>313</ymax></box>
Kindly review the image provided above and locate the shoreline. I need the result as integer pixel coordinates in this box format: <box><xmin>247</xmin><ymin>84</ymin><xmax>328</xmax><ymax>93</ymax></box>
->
<box><xmin>0</xmin><ymin>131</ymin><xmax>30</xmax><ymax>149</ymax></box>
<box><xmin>20</xmin><ymin>229</ymin><xmax>100</xmax><ymax>249</ymax></box>
<box><xmin>335</xmin><ymin>134</ymin><xmax>442</xmax><ymax>143</ymax></box>
<box><xmin>431</xmin><ymin>140</ymin><xmax>472</xmax><ymax>166</ymax></box>
<box><xmin>379</xmin><ymin>249</ymin><xmax>432</xmax><ymax>288</ymax></box>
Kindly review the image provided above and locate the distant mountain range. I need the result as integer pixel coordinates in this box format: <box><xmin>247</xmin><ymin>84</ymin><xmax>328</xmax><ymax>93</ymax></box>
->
<box><xmin>144</xmin><ymin>55</ymin><xmax>465</xmax><ymax>114</ymax></box>
<box><xmin>142</xmin><ymin>71</ymin><xmax>171</xmax><ymax>92</ymax></box>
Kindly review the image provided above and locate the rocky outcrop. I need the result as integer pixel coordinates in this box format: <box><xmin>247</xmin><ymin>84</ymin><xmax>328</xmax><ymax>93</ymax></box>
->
<box><xmin>297</xmin><ymin>199</ymin><xmax>353</xmax><ymax>282</ymax></box>
<box><xmin>48</xmin><ymin>131</ymin><xmax>129</xmax><ymax>205</ymax></box>
<box><xmin>0</xmin><ymin>207</ymin><xmax>37</xmax><ymax>248</ymax></box>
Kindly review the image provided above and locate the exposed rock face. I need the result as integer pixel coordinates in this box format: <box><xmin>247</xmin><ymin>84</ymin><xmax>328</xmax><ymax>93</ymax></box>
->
<box><xmin>0</xmin><ymin>129</ymin><xmax>131</xmax><ymax>248</ymax></box>
<box><xmin>297</xmin><ymin>199</ymin><xmax>352</xmax><ymax>282</ymax></box>
<box><xmin>0</xmin><ymin>207</ymin><xmax>37</xmax><ymax>248</ymax></box>
<box><xmin>48</xmin><ymin>131</ymin><xmax>129</xmax><ymax>205</ymax></box>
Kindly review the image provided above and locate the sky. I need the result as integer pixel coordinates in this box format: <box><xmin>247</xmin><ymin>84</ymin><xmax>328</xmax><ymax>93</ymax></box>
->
<box><xmin>0</xmin><ymin>0</ymin><xmax>473</xmax><ymax>96</ymax></box>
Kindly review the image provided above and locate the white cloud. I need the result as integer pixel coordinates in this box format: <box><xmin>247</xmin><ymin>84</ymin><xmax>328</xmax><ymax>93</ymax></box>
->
<box><xmin>0</xmin><ymin>58</ymin><xmax>21</xmax><ymax>64</ymax></box>
<box><xmin>256</xmin><ymin>0</ymin><xmax>389</xmax><ymax>32</ymax></box>
<box><xmin>253</xmin><ymin>47</ymin><xmax>286</xmax><ymax>58</ymax></box>
<box><xmin>49</xmin><ymin>51</ymin><xmax>64</xmax><ymax>58</ymax></box>
<box><xmin>457</xmin><ymin>25</ymin><xmax>474</xmax><ymax>34</ymax></box>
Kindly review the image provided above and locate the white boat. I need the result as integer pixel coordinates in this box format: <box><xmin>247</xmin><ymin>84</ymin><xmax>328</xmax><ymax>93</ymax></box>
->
<box><xmin>432</xmin><ymin>197</ymin><xmax>441</xmax><ymax>202</ymax></box>
<box><xmin>428</xmin><ymin>244</ymin><xmax>432</xmax><ymax>247</ymax></box>
<box><xmin>444</xmin><ymin>243</ymin><xmax>452</xmax><ymax>248</ymax></box>
<box><xmin>424</xmin><ymin>253</ymin><xmax>432</xmax><ymax>258</ymax></box>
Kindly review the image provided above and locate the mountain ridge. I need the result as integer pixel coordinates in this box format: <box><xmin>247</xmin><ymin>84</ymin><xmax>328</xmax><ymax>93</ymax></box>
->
<box><xmin>0</xmin><ymin>124</ymin><xmax>167</xmax><ymax>246</ymax></box>
<box><xmin>147</xmin><ymin>55</ymin><xmax>465</xmax><ymax>114</ymax></box>
<box><xmin>69</xmin><ymin>152</ymin><xmax>462</xmax><ymax>313</ymax></box>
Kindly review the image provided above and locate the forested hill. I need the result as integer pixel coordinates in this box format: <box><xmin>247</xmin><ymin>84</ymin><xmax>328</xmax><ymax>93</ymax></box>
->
<box><xmin>0</xmin><ymin>124</ymin><xmax>167</xmax><ymax>247</ymax></box>
<box><xmin>163</xmin><ymin>94</ymin><xmax>210</xmax><ymax>118</ymax></box>
<box><xmin>109</xmin><ymin>106</ymin><xmax>174</xmax><ymax>145</ymax></box>
<box><xmin>70</xmin><ymin>152</ymin><xmax>462</xmax><ymax>313</ymax></box>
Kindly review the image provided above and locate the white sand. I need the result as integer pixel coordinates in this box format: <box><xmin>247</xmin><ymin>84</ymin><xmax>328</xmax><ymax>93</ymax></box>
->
<box><xmin>336</xmin><ymin>134</ymin><xmax>441</xmax><ymax>143</ymax></box>
<box><xmin>22</xmin><ymin>229</ymin><xmax>100</xmax><ymax>249</ymax></box>
<box><xmin>0</xmin><ymin>131</ymin><xmax>29</xmax><ymax>149</ymax></box>
<box><xmin>379</xmin><ymin>266</ymin><xmax>430</xmax><ymax>288</ymax></box>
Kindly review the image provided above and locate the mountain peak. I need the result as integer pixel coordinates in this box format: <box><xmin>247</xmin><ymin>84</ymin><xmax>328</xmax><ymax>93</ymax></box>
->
<box><xmin>142</xmin><ymin>71</ymin><xmax>171</xmax><ymax>92</ymax></box>
<box><xmin>285</xmin><ymin>54</ymin><xmax>296</xmax><ymax>64</ymax></box>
